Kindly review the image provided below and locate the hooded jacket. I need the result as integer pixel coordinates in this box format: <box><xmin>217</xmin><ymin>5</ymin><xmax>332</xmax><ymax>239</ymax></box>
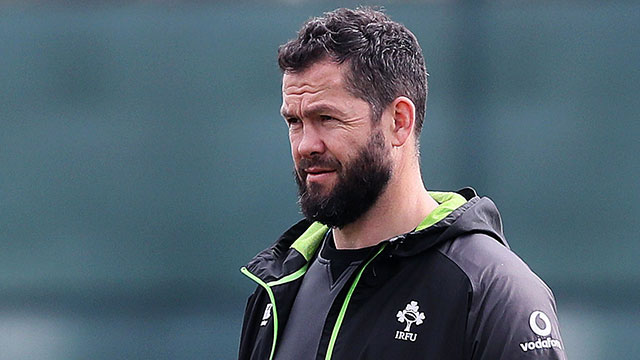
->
<box><xmin>239</xmin><ymin>189</ymin><xmax>566</xmax><ymax>360</ymax></box>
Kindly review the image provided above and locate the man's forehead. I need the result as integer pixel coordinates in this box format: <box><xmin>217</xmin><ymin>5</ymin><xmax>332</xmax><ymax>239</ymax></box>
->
<box><xmin>282</xmin><ymin>61</ymin><xmax>346</xmax><ymax>93</ymax></box>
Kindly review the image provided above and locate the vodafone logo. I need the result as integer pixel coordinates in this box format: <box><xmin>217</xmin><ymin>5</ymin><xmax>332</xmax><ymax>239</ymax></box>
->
<box><xmin>529</xmin><ymin>311</ymin><xmax>552</xmax><ymax>336</ymax></box>
<box><xmin>519</xmin><ymin>310</ymin><xmax>562</xmax><ymax>353</ymax></box>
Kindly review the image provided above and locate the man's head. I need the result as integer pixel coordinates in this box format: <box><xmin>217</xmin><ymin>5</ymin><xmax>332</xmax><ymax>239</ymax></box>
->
<box><xmin>278</xmin><ymin>8</ymin><xmax>428</xmax><ymax>228</ymax></box>
<box><xmin>278</xmin><ymin>7</ymin><xmax>428</xmax><ymax>134</ymax></box>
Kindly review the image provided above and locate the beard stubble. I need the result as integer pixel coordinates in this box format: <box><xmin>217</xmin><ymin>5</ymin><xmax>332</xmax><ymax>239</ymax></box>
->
<box><xmin>294</xmin><ymin>130</ymin><xmax>392</xmax><ymax>229</ymax></box>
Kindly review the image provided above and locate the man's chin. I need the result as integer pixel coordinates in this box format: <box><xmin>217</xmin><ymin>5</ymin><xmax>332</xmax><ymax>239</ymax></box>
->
<box><xmin>305</xmin><ymin>181</ymin><xmax>335</xmax><ymax>196</ymax></box>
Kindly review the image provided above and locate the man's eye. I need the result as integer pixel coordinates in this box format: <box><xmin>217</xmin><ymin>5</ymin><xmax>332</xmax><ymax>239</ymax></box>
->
<box><xmin>286</xmin><ymin>117</ymin><xmax>301</xmax><ymax>126</ymax></box>
<box><xmin>320</xmin><ymin>115</ymin><xmax>335</xmax><ymax>121</ymax></box>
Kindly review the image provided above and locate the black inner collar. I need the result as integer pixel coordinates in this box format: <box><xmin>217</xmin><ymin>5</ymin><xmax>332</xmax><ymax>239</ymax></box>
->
<box><xmin>319</xmin><ymin>231</ymin><xmax>376</xmax><ymax>283</ymax></box>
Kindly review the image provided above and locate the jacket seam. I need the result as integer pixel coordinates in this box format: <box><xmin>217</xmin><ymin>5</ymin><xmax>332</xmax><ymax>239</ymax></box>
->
<box><xmin>434</xmin><ymin>247</ymin><xmax>476</xmax><ymax>359</ymax></box>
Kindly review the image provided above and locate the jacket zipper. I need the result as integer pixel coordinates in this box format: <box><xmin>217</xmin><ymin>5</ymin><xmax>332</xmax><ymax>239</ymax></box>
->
<box><xmin>241</xmin><ymin>264</ymin><xmax>310</xmax><ymax>360</ymax></box>
<box><xmin>324</xmin><ymin>243</ymin><xmax>388</xmax><ymax>360</ymax></box>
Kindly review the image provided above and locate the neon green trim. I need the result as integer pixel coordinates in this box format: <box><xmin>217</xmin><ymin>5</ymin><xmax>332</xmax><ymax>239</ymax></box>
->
<box><xmin>325</xmin><ymin>244</ymin><xmax>388</xmax><ymax>360</ymax></box>
<box><xmin>290</xmin><ymin>222</ymin><xmax>329</xmax><ymax>261</ymax></box>
<box><xmin>289</xmin><ymin>193</ymin><xmax>465</xmax><ymax>259</ymax></box>
<box><xmin>241</xmin><ymin>267</ymin><xmax>279</xmax><ymax>360</ymax></box>
<box><xmin>241</xmin><ymin>264</ymin><xmax>310</xmax><ymax>360</ymax></box>
<box><xmin>415</xmin><ymin>192</ymin><xmax>467</xmax><ymax>231</ymax></box>
<box><xmin>268</xmin><ymin>263</ymin><xmax>310</xmax><ymax>286</ymax></box>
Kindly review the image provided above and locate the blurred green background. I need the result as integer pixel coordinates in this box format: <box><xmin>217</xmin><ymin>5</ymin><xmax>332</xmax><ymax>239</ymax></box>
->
<box><xmin>1</xmin><ymin>1</ymin><xmax>639</xmax><ymax>359</ymax></box>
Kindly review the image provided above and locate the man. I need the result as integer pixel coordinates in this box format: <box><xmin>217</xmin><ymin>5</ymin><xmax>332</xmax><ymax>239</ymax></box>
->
<box><xmin>239</xmin><ymin>7</ymin><xmax>566</xmax><ymax>360</ymax></box>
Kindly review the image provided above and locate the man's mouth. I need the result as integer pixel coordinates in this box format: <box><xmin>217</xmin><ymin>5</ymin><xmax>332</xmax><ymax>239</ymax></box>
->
<box><xmin>304</xmin><ymin>167</ymin><xmax>337</xmax><ymax>182</ymax></box>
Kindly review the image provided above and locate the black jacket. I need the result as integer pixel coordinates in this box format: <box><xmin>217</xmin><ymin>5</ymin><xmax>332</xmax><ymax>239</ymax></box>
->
<box><xmin>239</xmin><ymin>189</ymin><xmax>566</xmax><ymax>359</ymax></box>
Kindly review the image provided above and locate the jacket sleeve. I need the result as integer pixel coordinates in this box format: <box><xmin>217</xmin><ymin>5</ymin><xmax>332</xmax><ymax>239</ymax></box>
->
<box><xmin>465</xmin><ymin>238</ymin><xmax>567</xmax><ymax>359</ymax></box>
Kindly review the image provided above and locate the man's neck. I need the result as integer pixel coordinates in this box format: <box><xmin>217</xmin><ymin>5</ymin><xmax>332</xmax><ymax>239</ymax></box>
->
<box><xmin>332</xmin><ymin>169</ymin><xmax>439</xmax><ymax>250</ymax></box>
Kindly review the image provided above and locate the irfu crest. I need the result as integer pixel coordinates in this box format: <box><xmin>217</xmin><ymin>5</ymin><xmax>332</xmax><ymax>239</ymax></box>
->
<box><xmin>396</xmin><ymin>300</ymin><xmax>426</xmax><ymax>332</ymax></box>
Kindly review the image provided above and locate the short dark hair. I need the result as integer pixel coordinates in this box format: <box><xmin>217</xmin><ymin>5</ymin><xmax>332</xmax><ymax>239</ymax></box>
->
<box><xmin>278</xmin><ymin>7</ymin><xmax>428</xmax><ymax>136</ymax></box>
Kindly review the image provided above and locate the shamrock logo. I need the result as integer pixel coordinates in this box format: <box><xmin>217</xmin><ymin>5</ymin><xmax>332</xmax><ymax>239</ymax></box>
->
<box><xmin>396</xmin><ymin>300</ymin><xmax>426</xmax><ymax>332</ymax></box>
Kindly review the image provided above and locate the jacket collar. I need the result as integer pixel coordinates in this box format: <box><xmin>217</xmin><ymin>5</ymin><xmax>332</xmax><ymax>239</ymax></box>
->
<box><xmin>244</xmin><ymin>188</ymin><xmax>503</xmax><ymax>281</ymax></box>
<box><xmin>286</xmin><ymin>188</ymin><xmax>476</xmax><ymax>259</ymax></box>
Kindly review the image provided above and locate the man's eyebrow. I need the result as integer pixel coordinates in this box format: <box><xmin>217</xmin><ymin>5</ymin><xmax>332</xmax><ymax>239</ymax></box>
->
<box><xmin>281</xmin><ymin>104</ymin><xmax>347</xmax><ymax>119</ymax></box>
<box><xmin>304</xmin><ymin>104</ymin><xmax>346</xmax><ymax>118</ymax></box>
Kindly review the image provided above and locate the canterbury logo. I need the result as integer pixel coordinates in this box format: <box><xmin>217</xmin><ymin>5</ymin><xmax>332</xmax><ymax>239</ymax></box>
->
<box><xmin>260</xmin><ymin>304</ymin><xmax>272</xmax><ymax>327</ymax></box>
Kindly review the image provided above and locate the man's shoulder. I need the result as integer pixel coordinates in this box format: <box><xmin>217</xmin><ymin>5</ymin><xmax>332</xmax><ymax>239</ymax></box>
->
<box><xmin>432</xmin><ymin>233</ymin><xmax>566</xmax><ymax>359</ymax></box>
<box><xmin>435</xmin><ymin>233</ymin><xmax>553</xmax><ymax>299</ymax></box>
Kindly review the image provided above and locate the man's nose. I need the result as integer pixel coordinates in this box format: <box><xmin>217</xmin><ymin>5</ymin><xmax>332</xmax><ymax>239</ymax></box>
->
<box><xmin>297</xmin><ymin>125</ymin><xmax>326</xmax><ymax>158</ymax></box>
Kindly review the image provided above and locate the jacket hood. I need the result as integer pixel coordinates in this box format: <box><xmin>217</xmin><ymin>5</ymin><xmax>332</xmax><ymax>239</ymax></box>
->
<box><xmin>244</xmin><ymin>188</ymin><xmax>507</xmax><ymax>280</ymax></box>
<box><xmin>390</xmin><ymin>187</ymin><xmax>508</xmax><ymax>257</ymax></box>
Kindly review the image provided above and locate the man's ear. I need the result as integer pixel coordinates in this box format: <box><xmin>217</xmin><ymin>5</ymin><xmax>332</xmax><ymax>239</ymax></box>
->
<box><xmin>389</xmin><ymin>96</ymin><xmax>415</xmax><ymax>147</ymax></box>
